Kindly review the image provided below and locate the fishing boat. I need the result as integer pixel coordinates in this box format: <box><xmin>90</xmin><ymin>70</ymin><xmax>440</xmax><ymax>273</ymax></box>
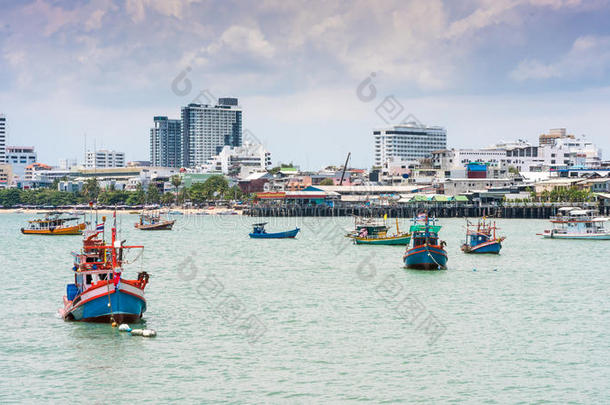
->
<box><xmin>21</xmin><ymin>212</ymin><xmax>86</xmax><ymax>235</ymax></box>
<box><xmin>249</xmin><ymin>223</ymin><xmax>300</xmax><ymax>239</ymax></box>
<box><xmin>461</xmin><ymin>218</ymin><xmax>505</xmax><ymax>254</ymax></box>
<box><xmin>538</xmin><ymin>207</ymin><xmax>610</xmax><ymax>240</ymax></box>
<box><xmin>59</xmin><ymin>214</ymin><xmax>149</xmax><ymax>323</ymax></box>
<box><xmin>134</xmin><ymin>211</ymin><xmax>175</xmax><ymax>230</ymax></box>
<box><xmin>403</xmin><ymin>214</ymin><xmax>447</xmax><ymax>270</ymax></box>
<box><xmin>350</xmin><ymin>217</ymin><xmax>411</xmax><ymax>245</ymax></box>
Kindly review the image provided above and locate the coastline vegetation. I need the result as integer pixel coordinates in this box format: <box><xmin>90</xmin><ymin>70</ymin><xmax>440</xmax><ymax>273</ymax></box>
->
<box><xmin>0</xmin><ymin>175</ymin><xmax>248</xmax><ymax>208</ymax></box>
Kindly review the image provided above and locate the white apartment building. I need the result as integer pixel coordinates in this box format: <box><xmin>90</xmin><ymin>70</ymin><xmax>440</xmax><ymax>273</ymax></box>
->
<box><xmin>200</xmin><ymin>142</ymin><xmax>271</xmax><ymax>178</ymax></box>
<box><xmin>0</xmin><ymin>114</ymin><xmax>6</xmax><ymax>163</ymax></box>
<box><xmin>6</xmin><ymin>146</ymin><xmax>37</xmax><ymax>182</ymax></box>
<box><xmin>85</xmin><ymin>149</ymin><xmax>126</xmax><ymax>169</ymax></box>
<box><xmin>374</xmin><ymin>122</ymin><xmax>446</xmax><ymax>166</ymax></box>
<box><xmin>181</xmin><ymin>98</ymin><xmax>242</xmax><ymax>167</ymax></box>
<box><xmin>432</xmin><ymin>130</ymin><xmax>602</xmax><ymax>173</ymax></box>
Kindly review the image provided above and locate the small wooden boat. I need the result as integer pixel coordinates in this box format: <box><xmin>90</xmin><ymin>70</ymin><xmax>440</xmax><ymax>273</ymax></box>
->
<box><xmin>249</xmin><ymin>223</ymin><xmax>299</xmax><ymax>239</ymax></box>
<box><xmin>351</xmin><ymin>217</ymin><xmax>411</xmax><ymax>245</ymax></box>
<box><xmin>60</xmin><ymin>213</ymin><xmax>148</xmax><ymax>323</ymax></box>
<box><xmin>538</xmin><ymin>207</ymin><xmax>610</xmax><ymax>240</ymax></box>
<box><xmin>21</xmin><ymin>212</ymin><xmax>86</xmax><ymax>235</ymax></box>
<box><xmin>134</xmin><ymin>211</ymin><xmax>175</xmax><ymax>231</ymax></box>
<box><xmin>403</xmin><ymin>214</ymin><xmax>447</xmax><ymax>270</ymax></box>
<box><xmin>461</xmin><ymin>219</ymin><xmax>505</xmax><ymax>254</ymax></box>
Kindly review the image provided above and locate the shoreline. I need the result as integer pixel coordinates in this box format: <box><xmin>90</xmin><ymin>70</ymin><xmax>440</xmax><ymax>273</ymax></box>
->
<box><xmin>0</xmin><ymin>207</ymin><xmax>244</xmax><ymax>215</ymax></box>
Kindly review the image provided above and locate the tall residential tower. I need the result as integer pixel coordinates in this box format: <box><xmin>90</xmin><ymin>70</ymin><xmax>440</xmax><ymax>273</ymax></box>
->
<box><xmin>150</xmin><ymin>116</ymin><xmax>182</xmax><ymax>168</ymax></box>
<box><xmin>0</xmin><ymin>114</ymin><xmax>6</xmax><ymax>163</ymax></box>
<box><xmin>373</xmin><ymin>121</ymin><xmax>447</xmax><ymax>166</ymax></box>
<box><xmin>181</xmin><ymin>98</ymin><xmax>242</xmax><ymax>167</ymax></box>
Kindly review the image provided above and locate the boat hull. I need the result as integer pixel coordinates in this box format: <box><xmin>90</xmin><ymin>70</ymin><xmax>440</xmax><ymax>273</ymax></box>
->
<box><xmin>540</xmin><ymin>231</ymin><xmax>610</xmax><ymax>240</ymax></box>
<box><xmin>21</xmin><ymin>222</ymin><xmax>86</xmax><ymax>235</ymax></box>
<box><xmin>462</xmin><ymin>240</ymin><xmax>502</xmax><ymax>254</ymax></box>
<box><xmin>61</xmin><ymin>281</ymin><xmax>146</xmax><ymax>323</ymax></box>
<box><xmin>354</xmin><ymin>235</ymin><xmax>411</xmax><ymax>245</ymax></box>
<box><xmin>404</xmin><ymin>245</ymin><xmax>448</xmax><ymax>270</ymax></box>
<box><xmin>134</xmin><ymin>220</ymin><xmax>175</xmax><ymax>230</ymax></box>
<box><xmin>249</xmin><ymin>228</ymin><xmax>300</xmax><ymax>239</ymax></box>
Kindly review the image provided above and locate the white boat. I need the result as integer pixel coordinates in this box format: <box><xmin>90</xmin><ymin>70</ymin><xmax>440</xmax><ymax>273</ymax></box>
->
<box><xmin>539</xmin><ymin>207</ymin><xmax>610</xmax><ymax>240</ymax></box>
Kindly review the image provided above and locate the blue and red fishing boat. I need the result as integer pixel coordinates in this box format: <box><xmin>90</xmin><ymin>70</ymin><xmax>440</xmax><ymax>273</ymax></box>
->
<box><xmin>461</xmin><ymin>219</ymin><xmax>505</xmax><ymax>254</ymax></box>
<box><xmin>59</xmin><ymin>213</ymin><xmax>149</xmax><ymax>323</ymax></box>
<box><xmin>249</xmin><ymin>223</ymin><xmax>300</xmax><ymax>239</ymax></box>
<box><xmin>403</xmin><ymin>214</ymin><xmax>448</xmax><ymax>270</ymax></box>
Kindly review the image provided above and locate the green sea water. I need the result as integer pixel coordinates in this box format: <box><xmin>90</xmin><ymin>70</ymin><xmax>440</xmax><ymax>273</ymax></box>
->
<box><xmin>0</xmin><ymin>213</ymin><xmax>608</xmax><ymax>403</ymax></box>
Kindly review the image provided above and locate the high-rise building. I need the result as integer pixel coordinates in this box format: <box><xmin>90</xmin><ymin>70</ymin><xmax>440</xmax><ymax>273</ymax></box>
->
<box><xmin>373</xmin><ymin>122</ymin><xmax>447</xmax><ymax>166</ymax></box>
<box><xmin>181</xmin><ymin>98</ymin><xmax>242</xmax><ymax>167</ymax></box>
<box><xmin>150</xmin><ymin>116</ymin><xmax>182</xmax><ymax>168</ymax></box>
<box><xmin>0</xmin><ymin>114</ymin><xmax>6</xmax><ymax>163</ymax></box>
<box><xmin>85</xmin><ymin>149</ymin><xmax>125</xmax><ymax>169</ymax></box>
<box><xmin>6</xmin><ymin>146</ymin><xmax>37</xmax><ymax>181</ymax></box>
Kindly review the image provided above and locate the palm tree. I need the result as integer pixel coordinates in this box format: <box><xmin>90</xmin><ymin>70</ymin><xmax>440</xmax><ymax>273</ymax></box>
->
<box><xmin>171</xmin><ymin>175</ymin><xmax>182</xmax><ymax>204</ymax></box>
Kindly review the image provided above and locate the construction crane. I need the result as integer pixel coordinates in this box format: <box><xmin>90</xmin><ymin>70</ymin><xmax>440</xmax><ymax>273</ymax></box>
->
<box><xmin>339</xmin><ymin>152</ymin><xmax>351</xmax><ymax>186</ymax></box>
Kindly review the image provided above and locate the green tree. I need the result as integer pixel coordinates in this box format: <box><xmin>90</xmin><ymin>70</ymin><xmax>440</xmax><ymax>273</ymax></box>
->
<box><xmin>177</xmin><ymin>188</ymin><xmax>189</xmax><ymax>205</ymax></box>
<box><xmin>126</xmin><ymin>184</ymin><xmax>145</xmax><ymax>206</ymax></box>
<box><xmin>0</xmin><ymin>189</ymin><xmax>22</xmax><ymax>207</ymax></box>
<box><xmin>83</xmin><ymin>178</ymin><xmax>100</xmax><ymax>202</ymax></box>
<box><xmin>161</xmin><ymin>192</ymin><xmax>175</xmax><ymax>206</ymax></box>
<box><xmin>171</xmin><ymin>175</ymin><xmax>182</xmax><ymax>192</ymax></box>
<box><xmin>146</xmin><ymin>183</ymin><xmax>161</xmax><ymax>204</ymax></box>
<box><xmin>320</xmin><ymin>178</ymin><xmax>334</xmax><ymax>186</ymax></box>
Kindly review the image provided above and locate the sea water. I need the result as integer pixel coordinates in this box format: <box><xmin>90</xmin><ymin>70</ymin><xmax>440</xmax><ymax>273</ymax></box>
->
<box><xmin>0</xmin><ymin>214</ymin><xmax>608</xmax><ymax>403</ymax></box>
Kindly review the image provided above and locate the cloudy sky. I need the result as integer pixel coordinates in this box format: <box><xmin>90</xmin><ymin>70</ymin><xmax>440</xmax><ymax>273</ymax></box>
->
<box><xmin>1</xmin><ymin>0</ymin><xmax>610</xmax><ymax>169</ymax></box>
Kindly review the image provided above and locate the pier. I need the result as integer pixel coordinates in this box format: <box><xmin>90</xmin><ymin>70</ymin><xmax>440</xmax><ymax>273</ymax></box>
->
<box><xmin>247</xmin><ymin>202</ymin><xmax>610</xmax><ymax>218</ymax></box>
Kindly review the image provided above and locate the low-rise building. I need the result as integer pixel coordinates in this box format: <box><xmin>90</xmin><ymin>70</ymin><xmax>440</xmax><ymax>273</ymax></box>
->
<box><xmin>0</xmin><ymin>164</ymin><xmax>12</xmax><ymax>189</ymax></box>
<box><xmin>6</xmin><ymin>146</ymin><xmax>37</xmax><ymax>182</ymax></box>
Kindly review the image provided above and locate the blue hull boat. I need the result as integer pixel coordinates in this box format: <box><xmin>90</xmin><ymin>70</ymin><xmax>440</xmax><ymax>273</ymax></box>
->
<box><xmin>404</xmin><ymin>245</ymin><xmax>448</xmax><ymax>270</ymax></box>
<box><xmin>249</xmin><ymin>228</ymin><xmax>300</xmax><ymax>239</ymax></box>
<box><xmin>461</xmin><ymin>219</ymin><xmax>505</xmax><ymax>254</ymax></box>
<box><xmin>403</xmin><ymin>214</ymin><xmax>448</xmax><ymax>270</ymax></box>
<box><xmin>463</xmin><ymin>240</ymin><xmax>502</xmax><ymax>254</ymax></box>
<box><xmin>63</xmin><ymin>283</ymin><xmax>147</xmax><ymax>323</ymax></box>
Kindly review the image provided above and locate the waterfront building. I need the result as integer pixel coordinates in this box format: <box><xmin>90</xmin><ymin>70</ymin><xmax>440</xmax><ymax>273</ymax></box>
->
<box><xmin>201</xmin><ymin>142</ymin><xmax>271</xmax><ymax>178</ymax></box>
<box><xmin>24</xmin><ymin>163</ymin><xmax>52</xmax><ymax>180</ymax></box>
<box><xmin>0</xmin><ymin>164</ymin><xmax>12</xmax><ymax>188</ymax></box>
<box><xmin>0</xmin><ymin>114</ymin><xmax>6</xmax><ymax>163</ymax></box>
<box><xmin>6</xmin><ymin>146</ymin><xmax>37</xmax><ymax>182</ymax></box>
<box><xmin>373</xmin><ymin>122</ymin><xmax>447</xmax><ymax>166</ymax></box>
<box><xmin>181</xmin><ymin>98</ymin><xmax>242</xmax><ymax>167</ymax></box>
<box><xmin>150</xmin><ymin>116</ymin><xmax>182</xmax><ymax>168</ymax></box>
<box><xmin>85</xmin><ymin>149</ymin><xmax>125</xmax><ymax>169</ymax></box>
<box><xmin>539</xmin><ymin>128</ymin><xmax>575</xmax><ymax>146</ymax></box>
<box><xmin>432</xmin><ymin>130</ymin><xmax>602</xmax><ymax>174</ymax></box>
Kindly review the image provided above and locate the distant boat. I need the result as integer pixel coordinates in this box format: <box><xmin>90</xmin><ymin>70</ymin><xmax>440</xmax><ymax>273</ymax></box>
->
<box><xmin>349</xmin><ymin>216</ymin><xmax>411</xmax><ymax>245</ymax></box>
<box><xmin>249</xmin><ymin>223</ymin><xmax>299</xmax><ymax>239</ymax></box>
<box><xmin>403</xmin><ymin>214</ymin><xmax>447</xmax><ymax>270</ymax></box>
<box><xmin>461</xmin><ymin>218</ymin><xmax>505</xmax><ymax>254</ymax></box>
<box><xmin>134</xmin><ymin>211</ymin><xmax>175</xmax><ymax>231</ymax></box>
<box><xmin>538</xmin><ymin>207</ymin><xmax>610</xmax><ymax>240</ymax></box>
<box><xmin>21</xmin><ymin>212</ymin><xmax>86</xmax><ymax>235</ymax></box>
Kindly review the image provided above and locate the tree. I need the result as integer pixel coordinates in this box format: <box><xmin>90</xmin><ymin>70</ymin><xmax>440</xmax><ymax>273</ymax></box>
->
<box><xmin>177</xmin><ymin>187</ymin><xmax>189</xmax><ymax>205</ymax></box>
<box><xmin>83</xmin><ymin>178</ymin><xmax>100</xmax><ymax>202</ymax></box>
<box><xmin>171</xmin><ymin>175</ymin><xmax>182</xmax><ymax>192</ymax></box>
<box><xmin>320</xmin><ymin>178</ymin><xmax>334</xmax><ymax>186</ymax></box>
<box><xmin>0</xmin><ymin>189</ymin><xmax>21</xmax><ymax>207</ymax></box>
<box><xmin>508</xmin><ymin>166</ymin><xmax>519</xmax><ymax>176</ymax></box>
<box><xmin>146</xmin><ymin>183</ymin><xmax>161</xmax><ymax>204</ymax></box>
<box><xmin>126</xmin><ymin>184</ymin><xmax>145</xmax><ymax>206</ymax></box>
<box><xmin>161</xmin><ymin>192</ymin><xmax>175</xmax><ymax>206</ymax></box>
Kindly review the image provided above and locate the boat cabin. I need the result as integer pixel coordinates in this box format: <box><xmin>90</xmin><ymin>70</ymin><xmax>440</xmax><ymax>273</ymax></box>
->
<box><xmin>251</xmin><ymin>223</ymin><xmax>268</xmax><ymax>234</ymax></box>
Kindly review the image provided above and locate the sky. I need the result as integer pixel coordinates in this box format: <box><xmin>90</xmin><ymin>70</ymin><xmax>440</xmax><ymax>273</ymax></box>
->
<box><xmin>1</xmin><ymin>0</ymin><xmax>610</xmax><ymax>170</ymax></box>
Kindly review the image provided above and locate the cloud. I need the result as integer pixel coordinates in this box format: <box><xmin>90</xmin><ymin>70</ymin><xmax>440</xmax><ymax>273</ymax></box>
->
<box><xmin>125</xmin><ymin>0</ymin><xmax>203</xmax><ymax>23</ymax></box>
<box><xmin>510</xmin><ymin>35</ymin><xmax>610</xmax><ymax>81</ymax></box>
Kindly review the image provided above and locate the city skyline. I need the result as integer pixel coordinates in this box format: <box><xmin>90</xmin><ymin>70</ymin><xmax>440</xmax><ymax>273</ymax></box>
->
<box><xmin>1</xmin><ymin>0</ymin><xmax>610</xmax><ymax>169</ymax></box>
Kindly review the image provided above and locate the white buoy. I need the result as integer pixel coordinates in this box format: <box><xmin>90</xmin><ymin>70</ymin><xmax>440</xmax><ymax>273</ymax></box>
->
<box><xmin>142</xmin><ymin>329</ymin><xmax>157</xmax><ymax>337</ymax></box>
<box><xmin>118</xmin><ymin>324</ymin><xmax>131</xmax><ymax>332</ymax></box>
<box><xmin>130</xmin><ymin>329</ymin><xmax>143</xmax><ymax>336</ymax></box>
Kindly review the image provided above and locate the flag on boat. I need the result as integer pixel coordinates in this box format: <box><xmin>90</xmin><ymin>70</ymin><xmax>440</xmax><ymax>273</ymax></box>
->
<box><xmin>96</xmin><ymin>223</ymin><xmax>104</xmax><ymax>231</ymax></box>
